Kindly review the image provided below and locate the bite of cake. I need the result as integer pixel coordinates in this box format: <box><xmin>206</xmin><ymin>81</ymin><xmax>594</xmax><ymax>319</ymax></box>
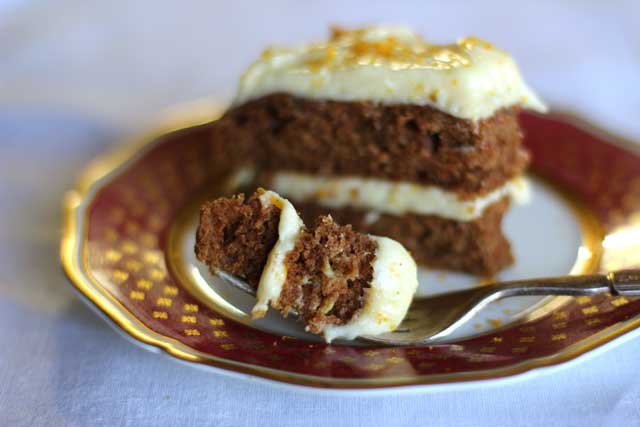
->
<box><xmin>210</xmin><ymin>26</ymin><xmax>546</xmax><ymax>276</ymax></box>
<box><xmin>195</xmin><ymin>189</ymin><xmax>419</xmax><ymax>342</ymax></box>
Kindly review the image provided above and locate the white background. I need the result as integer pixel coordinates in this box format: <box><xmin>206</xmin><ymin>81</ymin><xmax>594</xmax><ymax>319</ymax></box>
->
<box><xmin>1</xmin><ymin>1</ymin><xmax>639</xmax><ymax>426</ymax></box>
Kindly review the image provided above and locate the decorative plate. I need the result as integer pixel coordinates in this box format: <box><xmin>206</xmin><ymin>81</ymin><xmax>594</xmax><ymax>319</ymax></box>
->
<box><xmin>61</xmin><ymin>104</ymin><xmax>640</xmax><ymax>390</ymax></box>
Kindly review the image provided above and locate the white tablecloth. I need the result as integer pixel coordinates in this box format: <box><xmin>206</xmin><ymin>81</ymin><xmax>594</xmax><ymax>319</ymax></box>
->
<box><xmin>1</xmin><ymin>1</ymin><xmax>639</xmax><ymax>425</ymax></box>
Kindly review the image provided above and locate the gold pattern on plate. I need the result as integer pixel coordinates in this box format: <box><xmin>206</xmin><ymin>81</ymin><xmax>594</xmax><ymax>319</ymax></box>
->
<box><xmin>611</xmin><ymin>297</ymin><xmax>630</xmax><ymax>307</ymax></box>
<box><xmin>156</xmin><ymin>297</ymin><xmax>173</xmax><ymax>307</ymax></box>
<box><xmin>582</xmin><ymin>306</ymin><xmax>600</xmax><ymax>316</ymax></box>
<box><xmin>149</xmin><ymin>268</ymin><xmax>167</xmax><ymax>281</ymax></box>
<box><xmin>121</xmin><ymin>240</ymin><xmax>139</xmax><ymax>255</ymax></box>
<box><xmin>163</xmin><ymin>286</ymin><xmax>178</xmax><ymax>296</ymax></box>
<box><xmin>136</xmin><ymin>279</ymin><xmax>154</xmax><ymax>291</ymax></box>
<box><xmin>576</xmin><ymin>296</ymin><xmax>592</xmax><ymax>305</ymax></box>
<box><xmin>184</xmin><ymin>304</ymin><xmax>199</xmax><ymax>313</ymax></box>
<box><xmin>104</xmin><ymin>249</ymin><xmax>122</xmax><ymax>263</ymax></box>
<box><xmin>181</xmin><ymin>315</ymin><xmax>197</xmax><ymax>324</ymax></box>
<box><xmin>142</xmin><ymin>251</ymin><xmax>162</xmax><ymax>265</ymax></box>
<box><xmin>125</xmin><ymin>260</ymin><xmax>143</xmax><ymax>273</ymax></box>
<box><xmin>209</xmin><ymin>318</ymin><xmax>225</xmax><ymax>327</ymax></box>
<box><xmin>586</xmin><ymin>318</ymin><xmax>602</xmax><ymax>326</ymax></box>
<box><xmin>129</xmin><ymin>290</ymin><xmax>145</xmax><ymax>301</ymax></box>
<box><xmin>552</xmin><ymin>322</ymin><xmax>567</xmax><ymax>330</ymax></box>
<box><xmin>365</xmin><ymin>363</ymin><xmax>384</xmax><ymax>371</ymax></box>
<box><xmin>552</xmin><ymin>333</ymin><xmax>567</xmax><ymax>341</ymax></box>
<box><xmin>110</xmin><ymin>270</ymin><xmax>129</xmax><ymax>284</ymax></box>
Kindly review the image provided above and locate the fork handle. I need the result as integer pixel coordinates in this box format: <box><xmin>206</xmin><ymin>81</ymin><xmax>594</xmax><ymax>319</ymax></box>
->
<box><xmin>497</xmin><ymin>270</ymin><xmax>640</xmax><ymax>297</ymax></box>
<box><xmin>608</xmin><ymin>270</ymin><xmax>640</xmax><ymax>296</ymax></box>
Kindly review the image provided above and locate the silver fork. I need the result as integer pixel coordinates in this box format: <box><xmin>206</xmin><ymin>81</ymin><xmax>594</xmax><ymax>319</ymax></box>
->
<box><xmin>215</xmin><ymin>269</ymin><xmax>640</xmax><ymax>346</ymax></box>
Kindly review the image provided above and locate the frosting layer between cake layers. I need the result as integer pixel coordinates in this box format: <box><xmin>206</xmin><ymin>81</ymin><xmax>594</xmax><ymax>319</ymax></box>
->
<box><xmin>270</xmin><ymin>172</ymin><xmax>530</xmax><ymax>222</ymax></box>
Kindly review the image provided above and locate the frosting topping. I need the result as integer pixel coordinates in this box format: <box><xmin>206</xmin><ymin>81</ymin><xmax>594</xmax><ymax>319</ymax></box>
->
<box><xmin>235</xmin><ymin>26</ymin><xmax>547</xmax><ymax>120</ymax></box>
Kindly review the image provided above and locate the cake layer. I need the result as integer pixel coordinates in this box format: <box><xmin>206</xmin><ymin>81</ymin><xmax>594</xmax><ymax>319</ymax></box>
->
<box><xmin>267</xmin><ymin>171</ymin><xmax>529</xmax><ymax>221</ymax></box>
<box><xmin>294</xmin><ymin>198</ymin><xmax>514</xmax><ymax>276</ymax></box>
<box><xmin>277</xmin><ymin>215</ymin><xmax>377</xmax><ymax>334</ymax></box>
<box><xmin>213</xmin><ymin>93</ymin><xmax>530</xmax><ymax>195</ymax></box>
<box><xmin>235</xmin><ymin>26</ymin><xmax>546</xmax><ymax>120</ymax></box>
<box><xmin>195</xmin><ymin>192</ymin><xmax>281</xmax><ymax>287</ymax></box>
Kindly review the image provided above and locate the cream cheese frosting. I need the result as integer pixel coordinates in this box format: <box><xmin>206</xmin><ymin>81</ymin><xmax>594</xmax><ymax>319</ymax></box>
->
<box><xmin>252</xmin><ymin>190</ymin><xmax>304</xmax><ymax>318</ymax></box>
<box><xmin>249</xmin><ymin>190</ymin><xmax>418</xmax><ymax>341</ymax></box>
<box><xmin>271</xmin><ymin>172</ymin><xmax>530</xmax><ymax>222</ymax></box>
<box><xmin>235</xmin><ymin>26</ymin><xmax>547</xmax><ymax>120</ymax></box>
<box><xmin>323</xmin><ymin>236</ymin><xmax>418</xmax><ymax>342</ymax></box>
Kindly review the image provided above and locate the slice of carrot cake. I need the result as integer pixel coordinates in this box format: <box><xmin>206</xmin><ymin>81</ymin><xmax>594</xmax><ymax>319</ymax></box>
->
<box><xmin>210</xmin><ymin>26</ymin><xmax>546</xmax><ymax>275</ymax></box>
<box><xmin>195</xmin><ymin>189</ymin><xmax>418</xmax><ymax>342</ymax></box>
